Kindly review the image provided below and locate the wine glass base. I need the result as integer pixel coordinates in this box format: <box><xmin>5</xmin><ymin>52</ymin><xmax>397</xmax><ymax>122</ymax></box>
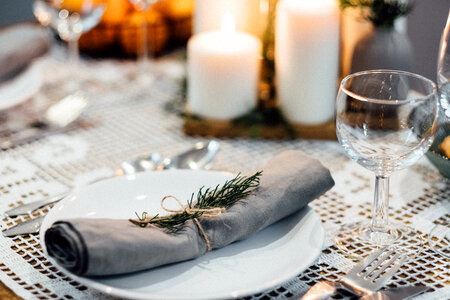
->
<box><xmin>333</xmin><ymin>221</ymin><xmax>425</xmax><ymax>260</ymax></box>
<box><xmin>428</xmin><ymin>224</ymin><xmax>450</xmax><ymax>258</ymax></box>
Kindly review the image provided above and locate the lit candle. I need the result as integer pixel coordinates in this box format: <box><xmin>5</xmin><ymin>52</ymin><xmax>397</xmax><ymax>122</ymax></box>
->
<box><xmin>187</xmin><ymin>14</ymin><xmax>261</xmax><ymax>120</ymax></box>
<box><xmin>193</xmin><ymin>0</ymin><xmax>261</xmax><ymax>37</ymax></box>
<box><xmin>275</xmin><ymin>0</ymin><xmax>340</xmax><ymax>125</ymax></box>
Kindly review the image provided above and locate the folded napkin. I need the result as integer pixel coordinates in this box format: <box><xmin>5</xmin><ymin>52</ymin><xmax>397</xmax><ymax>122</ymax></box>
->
<box><xmin>45</xmin><ymin>150</ymin><xmax>335</xmax><ymax>276</ymax></box>
<box><xmin>0</xmin><ymin>24</ymin><xmax>51</xmax><ymax>82</ymax></box>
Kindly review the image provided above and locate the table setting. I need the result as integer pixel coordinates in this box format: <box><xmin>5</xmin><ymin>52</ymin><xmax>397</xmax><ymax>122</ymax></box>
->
<box><xmin>0</xmin><ymin>0</ymin><xmax>449</xmax><ymax>299</ymax></box>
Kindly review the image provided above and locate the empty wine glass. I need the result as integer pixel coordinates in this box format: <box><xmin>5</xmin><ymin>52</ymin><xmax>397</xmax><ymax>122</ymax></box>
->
<box><xmin>427</xmin><ymin>10</ymin><xmax>450</xmax><ymax>258</ymax></box>
<box><xmin>128</xmin><ymin>0</ymin><xmax>163</xmax><ymax>79</ymax></box>
<box><xmin>335</xmin><ymin>70</ymin><xmax>439</xmax><ymax>256</ymax></box>
<box><xmin>33</xmin><ymin>0</ymin><xmax>106</xmax><ymax>90</ymax></box>
<box><xmin>438</xmin><ymin>10</ymin><xmax>450</xmax><ymax>119</ymax></box>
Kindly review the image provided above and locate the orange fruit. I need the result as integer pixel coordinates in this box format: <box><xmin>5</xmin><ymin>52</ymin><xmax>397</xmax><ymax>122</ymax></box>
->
<box><xmin>153</xmin><ymin>0</ymin><xmax>193</xmax><ymax>19</ymax></box>
<box><xmin>101</xmin><ymin>0</ymin><xmax>133</xmax><ymax>24</ymax></box>
<box><xmin>55</xmin><ymin>0</ymin><xmax>104</xmax><ymax>13</ymax></box>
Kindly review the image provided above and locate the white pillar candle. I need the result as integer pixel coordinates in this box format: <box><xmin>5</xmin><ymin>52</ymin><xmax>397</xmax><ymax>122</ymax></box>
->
<box><xmin>194</xmin><ymin>0</ymin><xmax>261</xmax><ymax>37</ymax></box>
<box><xmin>187</xmin><ymin>14</ymin><xmax>261</xmax><ymax>120</ymax></box>
<box><xmin>275</xmin><ymin>0</ymin><xmax>340</xmax><ymax>125</ymax></box>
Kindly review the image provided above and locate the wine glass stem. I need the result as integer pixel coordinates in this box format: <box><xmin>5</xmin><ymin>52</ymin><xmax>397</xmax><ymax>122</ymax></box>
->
<box><xmin>371</xmin><ymin>175</ymin><xmax>390</xmax><ymax>233</ymax></box>
<box><xmin>68</xmin><ymin>37</ymin><xmax>80</xmax><ymax>75</ymax></box>
<box><xmin>138</xmin><ymin>17</ymin><xmax>149</xmax><ymax>73</ymax></box>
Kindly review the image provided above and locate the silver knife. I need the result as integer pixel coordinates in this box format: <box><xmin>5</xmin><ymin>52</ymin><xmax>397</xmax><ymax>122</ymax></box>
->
<box><xmin>4</xmin><ymin>193</ymin><xmax>68</xmax><ymax>218</ymax></box>
<box><xmin>360</xmin><ymin>285</ymin><xmax>429</xmax><ymax>300</ymax></box>
<box><xmin>2</xmin><ymin>216</ymin><xmax>45</xmax><ymax>237</ymax></box>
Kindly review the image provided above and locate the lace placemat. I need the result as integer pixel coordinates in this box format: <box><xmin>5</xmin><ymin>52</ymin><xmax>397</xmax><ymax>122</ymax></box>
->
<box><xmin>0</xmin><ymin>50</ymin><xmax>449</xmax><ymax>300</ymax></box>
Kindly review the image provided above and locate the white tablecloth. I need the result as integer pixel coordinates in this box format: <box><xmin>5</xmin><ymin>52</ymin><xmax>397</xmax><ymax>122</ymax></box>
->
<box><xmin>0</xmin><ymin>50</ymin><xmax>448</xmax><ymax>299</ymax></box>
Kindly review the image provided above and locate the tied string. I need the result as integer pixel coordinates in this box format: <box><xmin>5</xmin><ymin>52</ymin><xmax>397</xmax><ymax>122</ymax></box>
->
<box><xmin>161</xmin><ymin>195</ymin><xmax>226</xmax><ymax>218</ymax></box>
<box><xmin>131</xmin><ymin>195</ymin><xmax>226</xmax><ymax>251</ymax></box>
<box><xmin>162</xmin><ymin>195</ymin><xmax>225</xmax><ymax>251</ymax></box>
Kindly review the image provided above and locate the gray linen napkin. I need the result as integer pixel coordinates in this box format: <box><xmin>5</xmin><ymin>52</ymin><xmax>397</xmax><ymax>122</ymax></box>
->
<box><xmin>45</xmin><ymin>150</ymin><xmax>335</xmax><ymax>276</ymax></box>
<box><xmin>0</xmin><ymin>23</ymin><xmax>50</xmax><ymax>82</ymax></box>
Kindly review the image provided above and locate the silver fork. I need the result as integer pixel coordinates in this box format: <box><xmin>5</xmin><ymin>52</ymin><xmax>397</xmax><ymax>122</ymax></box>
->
<box><xmin>302</xmin><ymin>247</ymin><xmax>407</xmax><ymax>300</ymax></box>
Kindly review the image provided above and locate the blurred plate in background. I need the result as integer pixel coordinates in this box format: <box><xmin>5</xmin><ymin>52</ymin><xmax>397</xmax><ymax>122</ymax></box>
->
<box><xmin>0</xmin><ymin>63</ymin><xmax>42</xmax><ymax>111</ymax></box>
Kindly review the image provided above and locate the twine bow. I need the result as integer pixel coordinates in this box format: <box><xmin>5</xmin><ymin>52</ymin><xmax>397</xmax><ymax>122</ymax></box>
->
<box><xmin>161</xmin><ymin>195</ymin><xmax>225</xmax><ymax>251</ymax></box>
<box><xmin>161</xmin><ymin>195</ymin><xmax>226</xmax><ymax>218</ymax></box>
<box><xmin>130</xmin><ymin>195</ymin><xmax>226</xmax><ymax>251</ymax></box>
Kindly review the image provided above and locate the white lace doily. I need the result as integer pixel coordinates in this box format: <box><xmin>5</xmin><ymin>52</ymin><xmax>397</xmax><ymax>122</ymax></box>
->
<box><xmin>0</xmin><ymin>49</ymin><xmax>449</xmax><ymax>300</ymax></box>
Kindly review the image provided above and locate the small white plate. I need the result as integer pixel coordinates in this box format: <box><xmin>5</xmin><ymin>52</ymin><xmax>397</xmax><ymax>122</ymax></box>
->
<box><xmin>0</xmin><ymin>64</ymin><xmax>42</xmax><ymax>111</ymax></box>
<box><xmin>41</xmin><ymin>170</ymin><xmax>325</xmax><ymax>300</ymax></box>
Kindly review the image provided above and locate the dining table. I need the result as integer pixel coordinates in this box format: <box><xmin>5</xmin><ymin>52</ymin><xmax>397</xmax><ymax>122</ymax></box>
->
<box><xmin>0</xmin><ymin>46</ymin><xmax>449</xmax><ymax>300</ymax></box>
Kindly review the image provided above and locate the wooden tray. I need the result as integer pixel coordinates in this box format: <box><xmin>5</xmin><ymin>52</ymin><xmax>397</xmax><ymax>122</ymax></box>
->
<box><xmin>183</xmin><ymin>115</ymin><xmax>336</xmax><ymax>140</ymax></box>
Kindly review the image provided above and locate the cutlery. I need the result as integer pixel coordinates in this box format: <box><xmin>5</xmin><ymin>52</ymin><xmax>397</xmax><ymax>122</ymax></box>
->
<box><xmin>2</xmin><ymin>140</ymin><xmax>220</xmax><ymax>236</ymax></box>
<box><xmin>302</xmin><ymin>247</ymin><xmax>407</xmax><ymax>300</ymax></box>
<box><xmin>0</xmin><ymin>92</ymin><xmax>88</xmax><ymax>149</ymax></box>
<box><xmin>360</xmin><ymin>285</ymin><xmax>428</xmax><ymax>300</ymax></box>
<box><xmin>4</xmin><ymin>140</ymin><xmax>219</xmax><ymax>218</ymax></box>
<box><xmin>162</xmin><ymin>139</ymin><xmax>220</xmax><ymax>170</ymax></box>
<box><xmin>2</xmin><ymin>216</ymin><xmax>45</xmax><ymax>237</ymax></box>
<box><xmin>4</xmin><ymin>193</ymin><xmax>70</xmax><ymax>218</ymax></box>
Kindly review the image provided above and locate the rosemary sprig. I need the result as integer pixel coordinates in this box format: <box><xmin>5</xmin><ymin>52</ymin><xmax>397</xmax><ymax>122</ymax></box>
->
<box><xmin>130</xmin><ymin>171</ymin><xmax>262</xmax><ymax>230</ymax></box>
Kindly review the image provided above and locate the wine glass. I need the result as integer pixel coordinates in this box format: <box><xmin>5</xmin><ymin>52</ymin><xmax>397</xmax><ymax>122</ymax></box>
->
<box><xmin>438</xmin><ymin>10</ymin><xmax>450</xmax><ymax>119</ymax></box>
<box><xmin>127</xmin><ymin>0</ymin><xmax>163</xmax><ymax>79</ymax></box>
<box><xmin>427</xmin><ymin>10</ymin><xmax>450</xmax><ymax>258</ymax></box>
<box><xmin>335</xmin><ymin>70</ymin><xmax>439</xmax><ymax>256</ymax></box>
<box><xmin>33</xmin><ymin>0</ymin><xmax>106</xmax><ymax>91</ymax></box>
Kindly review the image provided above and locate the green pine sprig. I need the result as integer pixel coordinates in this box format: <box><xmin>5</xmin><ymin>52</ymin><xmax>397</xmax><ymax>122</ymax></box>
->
<box><xmin>130</xmin><ymin>171</ymin><xmax>262</xmax><ymax>231</ymax></box>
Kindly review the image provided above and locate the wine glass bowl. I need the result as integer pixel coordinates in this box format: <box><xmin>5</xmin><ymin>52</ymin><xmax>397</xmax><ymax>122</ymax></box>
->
<box><xmin>337</xmin><ymin>70</ymin><xmax>438</xmax><ymax>176</ymax></box>
<box><xmin>33</xmin><ymin>0</ymin><xmax>105</xmax><ymax>67</ymax></box>
<box><xmin>335</xmin><ymin>70</ymin><xmax>438</xmax><ymax>253</ymax></box>
<box><xmin>33</xmin><ymin>0</ymin><xmax>106</xmax><ymax>42</ymax></box>
<box><xmin>438</xmin><ymin>11</ymin><xmax>450</xmax><ymax>119</ymax></box>
<box><xmin>33</xmin><ymin>0</ymin><xmax>106</xmax><ymax>95</ymax></box>
<box><xmin>428</xmin><ymin>10</ymin><xmax>450</xmax><ymax>179</ymax></box>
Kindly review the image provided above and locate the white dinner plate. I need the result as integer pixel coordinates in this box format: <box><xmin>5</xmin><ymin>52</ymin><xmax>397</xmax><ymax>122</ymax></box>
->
<box><xmin>41</xmin><ymin>170</ymin><xmax>325</xmax><ymax>300</ymax></box>
<box><xmin>0</xmin><ymin>63</ymin><xmax>42</xmax><ymax>111</ymax></box>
